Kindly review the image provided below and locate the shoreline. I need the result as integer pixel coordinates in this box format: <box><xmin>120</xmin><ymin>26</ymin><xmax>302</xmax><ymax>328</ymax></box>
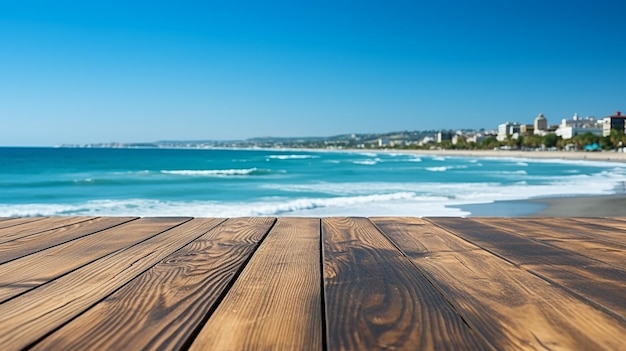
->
<box><xmin>4</xmin><ymin>147</ymin><xmax>626</xmax><ymax>217</ymax></box>
<box><xmin>6</xmin><ymin>145</ymin><xmax>626</xmax><ymax>163</ymax></box>
<box><xmin>454</xmin><ymin>194</ymin><xmax>626</xmax><ymax>217</ymax></box>
<box><xmin>379</xmin><ymin>148</ymin><xmax>626</xmax><ymax>163</ymax></box>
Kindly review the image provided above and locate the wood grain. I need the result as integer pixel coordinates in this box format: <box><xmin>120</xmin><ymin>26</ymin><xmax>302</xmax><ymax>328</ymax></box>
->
<box><xmin>0</xmin><ymin>216</ymin><xmax>94</xmax><ymax>243</ymax></box>
<box><xmin>190</xmin><ymin>217</ymin><xmax>323</xmax><ymax>351</ymax></box>
<box><xmin>0</xmin><ymin>217</ymin><xmax>189</xmax><ymax>303</ymax></box>
<box><xmin>0</xmin><ymin>216</ymin><xmax>137</xmax><ymax>264</ymax></box>
<box><xmin>0</xmin><ymin>217</ymin><xmax>219</xmax><ymax>351</ymax></box>
<box><xmin>32</xmin><ymin>217</ymin><xmax>274</xmax><ymax>351</ymax></box>
<box><xmin>373</xmin><ymin>217</ymin><xmax>626</xmax><ymax>350</ymax></box>
<box><xmin>530</xmin><ymin>217</ymin><xmax>626</xmax><ymax>246</ymax></box>
<box><xmin>322</xmin><ymin>217</ymin><xmax>487</xmax><ymax>350</ymax></box>
<box><xmin>567</xmin><ymin>217</ymin><xmax>626</xmax><ymax>243</ymax></box>
<box><xmin>473</xmin><ymin>217</ymin><xmax>626</xmax><ymax>270</ymax></box>
<box><xmin>1</xmin><ymin>216</ymin><xmax>625</xmax><ymax>350</ymax></box>
<box><xmin>0</xmin><ymin>217</ymin><xmax>47</xmax><ymax>230</ymax></box>
<box><xmin>428</xmin><ymin>217</ymin><xmax>626</xmax><ymax>319</ymax></box>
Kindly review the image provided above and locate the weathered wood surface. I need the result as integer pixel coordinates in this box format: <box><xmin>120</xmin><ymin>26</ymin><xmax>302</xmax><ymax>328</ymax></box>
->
<box><xmin>190</xmin><ymin>218</ymin><xmax>323</xmax><ymax>351</ymax></box>
<box><xmin>0</xmin><ymin>217</ymin><xmax>46</xmax><ymax>229</ymax></box>
<box><xmin>429</xmin><ymin>218</ymin><xmax>626</xmax><ymax>319</ymax></box>
<box><xmin>322</xmin><ymin>217</ymin><xmax>486</xmax><ymax>350</ymax></box>
<box><xmin>0</xmin><ymin>216</ymin><xmax>137</xmax><ymax>264</ymax></box>
<box><xmin>373</xmin><ymin>217</ymin><xmax>626</xmax><ymax>350</ymax></box>
<box><xmin>32</xmin><ymin>218</ymin><xmax>271</xmax><ymax>351</ymax></box>
<box><xmin>1</xmin><ymin>216</ymin><xmax>625</xmax><ymax>351</ymax></box>
<box><xmin>0</xmin><ymin>217</ymin><xmax>190</xmax><ymax>303</ymax></box>
<box><xmin>472</xmin><ymin>217</ymin><xmax>626</xmax><ymax>270</ymax></box>
<box><xmin>0</xmin><ymin>216</ymin><xmax>94</xmax><ymax>243</ymax></box>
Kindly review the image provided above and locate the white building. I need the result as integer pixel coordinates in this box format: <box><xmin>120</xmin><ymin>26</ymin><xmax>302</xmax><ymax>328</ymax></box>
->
<box><xmin>466</xmin><ymin>133</ymin><xmax>488</xmax><ymax>143</ymax></box>
<box><xmin>555</xmin><ymin>126</ymin><xmax>603</xmax><ymax>139</ymax></box>
<box><xmin>497</xmin><ymin>122</ymin><xmax>520</xmax><ymax>141</ymax></box>
<box><xmin>555</xmin><ymin>113</ymin><xmax>603</xmax><ymax>139</ymax></box>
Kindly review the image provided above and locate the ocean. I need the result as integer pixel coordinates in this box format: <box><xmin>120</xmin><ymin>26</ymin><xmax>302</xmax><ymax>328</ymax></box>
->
<box><xmin>1</xmin><ymin>147</ymin><xmax>625</xmax><ymax>217</ymax></box>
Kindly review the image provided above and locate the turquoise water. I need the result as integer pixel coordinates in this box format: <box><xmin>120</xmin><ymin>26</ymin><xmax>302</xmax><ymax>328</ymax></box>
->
<box><xmin>1</xmin><ymin>147</ymin><xmax>625</xmax><ymax>217</ymax></box>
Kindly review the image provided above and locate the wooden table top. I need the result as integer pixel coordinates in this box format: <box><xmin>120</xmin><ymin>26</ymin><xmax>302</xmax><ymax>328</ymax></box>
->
<box><xmin>0</xmin><ymin>216</ymin><xmax>624</xmax><ymax>350</ymax></box>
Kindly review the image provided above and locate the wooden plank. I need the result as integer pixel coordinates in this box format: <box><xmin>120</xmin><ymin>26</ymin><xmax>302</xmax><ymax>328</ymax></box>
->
<box><xmin>373</xmin><ymin>217</ymin><xmax>626</xmax><ymax>350</ymax></box>
<box><xmin>0</xmin><ymin>216</ymin><xmax>95</xmax><ymax>243</ymax></box>
<box><xmin>0</xmin><ymin>217</ymin><xmax>189</xmax><ymax>303</ymax></box>
<box><xmin>473</xmin><ymin>218</ymin><xmax>626</xmax><ymax>270</ymax></box>
<box><xmin>0</xmin><ymin>217</ymin><xmax>222</xmax><ymax>351</ymax></box>
<box><xmin>0</xmin><ymin>216</ymin><xmax>137</xmax><ymax>264</ymax></box>
<box><xmin>190</xmin><ymin>218</ymin><xmax>322</xmax><ymax>351</ymax></box>
<box><xmin>428</xmin><ymin>218</ymin><xmax>626</xmax><ymax>319</ymax></box>
<box><xmin>31</xmin><ymin>217</ymin><xmax>274</xmax><ymax>351</ymax></box>
<box><xmin>534</xmin><ymin>217</ymin><xmax>626</xmax><ymax>246</ymax></box>
<box><xmin>0</xmin><ymin>217</ymin><xmax>46</xmax><ymax>230</ymax></box>
<box><xmin>566</xmin><ymin>217</ymin><xmax>626</xmax><ymax>244</ymax></box>
<box><xmin>321</xmin><ymin>217</ymin><xmax>487</xmax><ymax>350</ymax></box>
<box><xmin>596</xmin><ymin>217</ymin><xmax>626</xmax><ymax>225</ymax></box>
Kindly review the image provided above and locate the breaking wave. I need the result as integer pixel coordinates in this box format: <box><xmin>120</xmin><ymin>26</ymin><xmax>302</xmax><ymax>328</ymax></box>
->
<box><xmin>267</xmin><ymin>154</ymin><xmax>319</xmax><ymax>160</ymax></box>
<box><xmin>160</xmin><ymin>168</ymin><xmax>273</xmax><ymax>176</ymax></box>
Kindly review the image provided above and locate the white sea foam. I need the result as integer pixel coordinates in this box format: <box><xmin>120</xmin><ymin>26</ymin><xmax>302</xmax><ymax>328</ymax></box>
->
<box><xmin>267</xmin><ymin>154</ymin><xmax>319</xmax><ymax>160</ymax></box>
<box><xmin>0</xmin><ymin>192</ymin><xmax>465</xmax><ymax>217</ymax></box>
<box><xmin>2</xmin><ymin>168</ymin><xmax>622</xmax><ymax>218</ymax></box>
<box><xmin>426</xmin><ymin>166</ymin><xmax>448</xmax><ymax>172</ymax></box>
<box><xmin>353</xmin><ymin>158</ymin><xmax>382</xmax><ymax>165</ymax></box>
<box><xmin>425</xmin><ymin>165</ymin><xmax>468</xmax><ymax>172</ymax></box>
<box><xmin>160</xmin><ymin>168</ymin><xmax>263</xmax><ymax>176</ymax></box>
<box><xmin>481</xmin><ymin>156</ymin><xmax>626</xmax><ymax>168</ymax></box>
<box><xmin>6</xmin><ymin>149</ymin><xmax>626</xmax><ymax>218</ymax></box>
<box><xmin>262</xmin><ymin>168</ymin><xmax>623</xmax><ymax>201</ymax></box>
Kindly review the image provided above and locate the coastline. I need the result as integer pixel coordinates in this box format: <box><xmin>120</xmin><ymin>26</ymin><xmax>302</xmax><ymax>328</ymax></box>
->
<box><xmin>381</xmin><ymin>148</ymin><xmax>626</xmax><ymax>163</ymax></box>
<box><xmin>389</xmin><ymin>149</ymin><xmax>626</xmax><ymax>217</ymax></box>
<box><xmin>528</xmin><ymin>194</ymin><xmax>626</xmax><ymax>217</ymax></box>
<box><xmin>4</xmin><ymin>147</ymin><xmax>626</xmax><ymax>217</ymax></box>
<box><xmin>454</xmin><ymin>194</ymin><xmax>626</xmax><ymax>217</ymax></box>
<box><xmin>374</xmin><ymin>148</ymin><xmax>626</xmax><ymax>217</ymax></box>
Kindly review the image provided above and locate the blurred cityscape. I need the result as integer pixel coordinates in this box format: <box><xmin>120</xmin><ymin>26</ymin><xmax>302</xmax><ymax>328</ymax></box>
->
<box><xmin>63</xmin><ymin>110</ymin><xmax>626</xmax><ymax>152</ymax></box>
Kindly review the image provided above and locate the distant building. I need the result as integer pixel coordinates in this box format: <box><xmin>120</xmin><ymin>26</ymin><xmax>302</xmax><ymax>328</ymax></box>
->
<box><xmin>556</xmin><ymin>126</ymin><xmax>603</xmax><ymax>139</ymax></box>
<box><xmin>520</xmin><ymin>124</ymin><xmax>534</xmax><ymax>136</ymax></box>
<box><xmin>555</xmin><ymin>113</ymin><xmax>603</xmax><ymax>139</ymax></box>
<box><xmin>497</xmin><ymin>122</ymin><xmax>520</xmax><ymax>141</ymax></box>
<box><xmin>420</xmin><ymin>136</ymin><xmax>435</xmax><ymax>145</ymax></box>
<box><xmin>559</xmin><ymin>113</ymin><xmax>601</xmax><ymax>128</ymax></box>
<box><xmin>465</xmin><ymin>133</ymin><xmax>489</xmax><ymax>144</ymax></box>
<box><xmin>437</xmin><ymin>131</ymin><xmax>453</xmax><ymax>143</ymax></box>
<box><xmin>603</xmin><ymin>111</ymin><xmax>626</xmax><ymax>137</ymax></box>
<box><xmin>534</xmin><ymin>113</ymin><xmax>548</xmax><ymax>134</ymax></box>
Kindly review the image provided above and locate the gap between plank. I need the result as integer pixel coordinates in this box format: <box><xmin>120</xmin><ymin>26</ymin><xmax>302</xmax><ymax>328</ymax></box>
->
<box><xmin>178</xmin><ymin>217</ymin><xmax>279</xmax><ymax>351</ymax></box>
<box><xmin>369</xmin><ymin>218</ymin><xmax>498</xmax><ymax>351</ymax></box>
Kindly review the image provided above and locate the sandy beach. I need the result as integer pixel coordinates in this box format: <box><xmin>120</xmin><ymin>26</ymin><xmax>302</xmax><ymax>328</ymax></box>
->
<box><xmin>529</xmin><ymin>195</ymin><xmax>626</xmax><ymax>217</ymax></box>
<box><xmin>397</xmin><ymin>148</ymin><xmax>626</xmax><ymax>163</ymax></box>
<box><xmin>454</xmin><ymin>195</ymin><xmax>626</xmax><ymax>217</ymax></box>
<box><xmin>407</xmin><ymin>149</ymin><xmax>626</xmax><ymax>217</ymax></box>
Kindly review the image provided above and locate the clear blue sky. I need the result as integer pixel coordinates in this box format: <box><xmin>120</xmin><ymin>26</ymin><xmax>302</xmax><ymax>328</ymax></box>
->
<box><xmin>1</xmin><ymin>0</ymin><xmax>625</xmax><ymax>145</ymax></box>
